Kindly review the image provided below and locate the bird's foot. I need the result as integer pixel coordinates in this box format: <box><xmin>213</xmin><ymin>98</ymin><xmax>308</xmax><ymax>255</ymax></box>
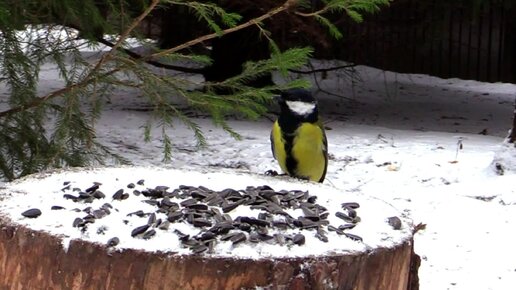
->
<box><xmin>264</xmin><ymin>170</ymin><xmax>279</xmax><ymax>177</ymax></box>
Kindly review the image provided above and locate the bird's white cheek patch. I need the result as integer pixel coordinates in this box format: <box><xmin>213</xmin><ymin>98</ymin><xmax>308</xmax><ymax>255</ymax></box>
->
<box><xmin>286</xmin><ymin>101</ymin><xmax>316</xmax><ymax>115</ymax></box>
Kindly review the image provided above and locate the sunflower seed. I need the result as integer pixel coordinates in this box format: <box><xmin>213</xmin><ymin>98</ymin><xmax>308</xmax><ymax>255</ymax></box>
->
<box><xmin>239</xmin><ymin>216</ymin><xmax>270</xmax><ymax>227</ymax></box>
<box><xmin>230</xmin><ymin>232</ymin><xmax>247</xmax><ymax>244</ymax></box>
<box><xmin>342</xmin><ymin>202</ymin><xmax>360</xmax><ymax>209</ymax></box>
<box><xmin>63</xmin><ymin>194</ymin><xmax>78</xmax><ymax>201</ymax></box>
<box><xmin>192</xmin><ymin>218</ymin><xmax>212</xmax><ymax>228</ymax></box>
<box><xmin>155</xmin><ymin>185</ymin><xmax>170</xmax><ymax>192</ymax></box>
<box><xmin>85</xmin><ymin>184</ymin><xmax>100</xmax><ymax>193</ymax></box>
<box><xmin>307</xmin><ymin>196</ymin><xmax>317</xmax><ymax>203</ymax></box>
<box><xmin>127</xmin><ymin>210</ymin><xmax>145</xmax><ymax>217</ymax></box>
<box><xmin>77</xmin><ymin>191</ymin><xmax>91</xmax><ymax>199</ymax></box>
<box><xmin>222</xmin><ymin>199</ymin><xmax>246</xmax><ymax>213</ymax></box>
<box><xmin>112</xmin><ymin>189</ymin><xmax>124</xmax><ymax>200</ymax></box>
<box><xmin>142</xmin><ymin>229</ymin><xmax>156</xmax><ymax>240</ymax></box>
<box><xmin>292</xmin><ymin>233</ymin><xmax>305</xmax><ymax>245</ymax></box>
<box><xmin>344</xmin><ymin>233</ymin><xmax>363</xmax><ymax>242</ymax></box>
<box><xmin>21</xmin><ymin>208</ymin><xmax>41</xmax><ymax>218</ymax></box>
<box><xmin>83</xmin><ymin>214</ymin><xmax>96</xmax><ymax>223</ymax></box>
<box><xmin>173</xmin><ymin>229</ymin><xmax>189</xmax><ymax>241</ymax></box>
<box><xmin>167</xmin><ymin>211</ymin><xmax>183</xmax><ymax>222</ymax></box>
<box><xmin>319</xmin><ymin>212</ymin><xmax>330</xmax><ymax>220</ymax></box>
<box><xmin>159</xmin><ymin>197</ymin><xmax>177</xmax><ymax>209</ymax></box>
<box><xmin>107</xmin><ymin>237</ymin><xmax>120</xmax><ymax>247</ymax></box>
<box><xmin>220</xmin><ymin>232</ymin><xmax>239</xmax><ymax>241</ymax></box>
<box><xmin>180</xmin><ymin>198</ymin><xmax>198</xmax><ymax>207</ymax></box>
<box><xmin>142</xmin><ymin>199</ymin><xmax>159</xmax><ymax>206</ymax></box>
<box><xmin>235</xmin><ymin>222</ymin><xmax>249</xmax><ymax>231</ymax></box>
<box><xmin>191</xmin><ymin>243</ymin><xmax>208</xmax><ymax>254</ymax></box>
<box><xmin>93</xmin><ymin>191</ymin><xmax>106</xmax><ymax>199</ymax></box>
<box><xmin>147</xmin><ymin>213</ymin><xmax>156</xmax><ymax>225</ymax></box>
<box><xmin>73</xmin><ymin>217</ymin><xmax>84</xmax><ymax>227</ymax></box>
<box><xmin>187</xmin><ymin>204</ymin><xmax>209</xmax><ymax>211</ymax></box>
<box><xmin>258</xmin><ymin>233</ymin><xmax>274</xmax><ymax>241</ymax></box>
<box><xmin>158</xmin><ymin>221</ymin><xmax>170</xmax><ymax>230</ymax></box>
<box><xmin>345</xmin><ymin>207</ymin><xmax>357</xmax><ymax>218</ymax></box>
<box><xmin>328</xmin><ymin>225</ymin><xmax>345</xmax><ymax>235</ymax></box>
<box><xmin>249</xmin><ymin>233</ymin><xmax>260</xmax><ymax>243</ymax></box>
<box><xmin>200</xmin><ymin>231</ymin><xmax>216</xmax><ymax>241</ymax></box>
<box><xmin>335</xmin><ymin>212</ymin><xmax>356</xmax><ymax>223</ymax></box>
<box><xmin>92</xmin><ymin>209</ymin><xmax>108</xmax><ymax>219</ymax></box>
<box><xmin>101</xmin><ymin>203</ymin><xmax>113</xmax><ymax>209</ymax></box>
<box><xmin>338</xmin><ymin>224</ymin><xmax>356</xmax><ymax>230</ymax></box>
<box><xmin>131</xmin><ymin>225</ymin><xmax>150</xmax><ymax>237</ymax></box>
<box><xmin>315</xmin><ymin>229</ymin><xmax>328</xmax><ymax>242</ymax></box>
<box><xmin>272</xmin><ymin>220</ymin><xmax>289</xmax><ymax>230</ymax></box>
<box><xmin>387</xmin><ymin>216</ymin><xmax>402</xmax><ymax>230</ymax></box>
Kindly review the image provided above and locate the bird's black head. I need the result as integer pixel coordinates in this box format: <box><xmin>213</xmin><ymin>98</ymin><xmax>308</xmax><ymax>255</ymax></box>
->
<box><xmin>277</xmin><ymin>89</ymin><xmax>318</xmax><ymax>119</ymax></box>
<box><xmin>280</xmin><ymin>88</ymin><xmax>316</xmax><ymax>103</ymax></box>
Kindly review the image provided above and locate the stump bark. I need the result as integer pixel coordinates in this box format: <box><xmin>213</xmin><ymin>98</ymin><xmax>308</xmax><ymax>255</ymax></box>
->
<box><xmin>0</xmin><ymin>220</ymin><xmax>419</xmax><ymax>290</ymax></box>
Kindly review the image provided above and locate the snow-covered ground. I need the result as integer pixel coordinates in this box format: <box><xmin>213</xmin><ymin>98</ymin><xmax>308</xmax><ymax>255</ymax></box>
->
<box><xmin>1</xmin><ymin>55</ymin><xmax>516</xmax><ymax>289</ymax></box>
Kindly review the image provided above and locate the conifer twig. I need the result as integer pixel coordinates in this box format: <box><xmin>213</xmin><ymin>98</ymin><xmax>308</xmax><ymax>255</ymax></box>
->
<box><xmin>0</xmin><ymin>70</ymin><xmax>120</xmax><ymax>118</ymax></box>
<box><xmin>88</xmin><ymin>0</ymin><xmax>160</xmax><ymax>73</ymax></box>
<box><xmin>0</xmin><ymin>0</ymin><xmax>295</xmax><ymax>118</ymax></box>
<box><xmin>0</xmin><ymin>0</ymin><xmax>159</xmax><ymax>118</ymax></box>
<box><xmin>145</xmin><ymin>0</ymin><xmax>296</xmax><ymax>59</ymax></box>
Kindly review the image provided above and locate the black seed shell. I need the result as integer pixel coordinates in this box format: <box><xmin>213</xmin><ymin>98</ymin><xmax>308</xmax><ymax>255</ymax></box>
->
<box><xmin>21</xmin><ymin>208</ymin><xmax>41</xmax><ymax>218</ymax></box>
<box><xmin>131</xmin><ymin>225</ymin><xmax>150</xmax><ymax>237</ymax></box>
<box><xmin>107</xmin><ymin>237</ymin><xmax>120</xmax><ymax>247</ymax></box>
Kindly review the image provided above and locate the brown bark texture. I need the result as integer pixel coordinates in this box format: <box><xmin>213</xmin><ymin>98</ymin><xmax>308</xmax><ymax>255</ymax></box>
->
<box><xmin>0</xmin><ymin>220</ymin><xmax>419</xmax><ymax>290</ymax></box>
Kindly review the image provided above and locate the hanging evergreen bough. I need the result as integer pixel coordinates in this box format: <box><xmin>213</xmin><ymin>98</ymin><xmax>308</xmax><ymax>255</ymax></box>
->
<box><xmin>0</xmin><ymin>0</ymin><xmax>389</xmax><ymax>180</ymax></box>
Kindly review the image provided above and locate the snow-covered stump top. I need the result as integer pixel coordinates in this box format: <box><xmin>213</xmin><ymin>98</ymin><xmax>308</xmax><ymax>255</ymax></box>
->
<box><xmin>0</xmin><ymin>167</ymin><xmax>417</xmax><ymax>289</ymax></box>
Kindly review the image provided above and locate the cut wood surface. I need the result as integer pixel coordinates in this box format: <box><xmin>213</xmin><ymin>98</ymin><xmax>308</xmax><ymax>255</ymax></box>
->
<box><xmin>0</xmin><ymin>220</ymin><xmax>418</xmax><ymax>290</ymax></box>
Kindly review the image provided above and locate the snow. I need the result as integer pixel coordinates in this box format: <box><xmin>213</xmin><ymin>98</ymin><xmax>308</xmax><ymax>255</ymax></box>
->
<box><xmin>0</xmin><ymin>45</ymin><xmax>515</xmax><ymax>288</ymax></box>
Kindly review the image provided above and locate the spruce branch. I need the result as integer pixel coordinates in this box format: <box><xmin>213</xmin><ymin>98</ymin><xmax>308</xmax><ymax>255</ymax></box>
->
<box><xmin>0</xmin><ymin>69</ymin><xmax>120</xmax><ymax>118</ymax></box>
<box><xmin>88</xmin><ymin>0</ymin><xmax>160</xmax><ymax>74</ymax></box>
<box><xmin>147</xmin><ymin>0</ymin><xmax>297</xmax><ymax>60</ymax></box>
<box><xmin>95</xmin><ymin>37</ymin><xmax>205</xmax><ymax>73</ymax></box>
<box><xmin>0</xmin><ymin>0</ymin><xmax>159</xmax><ymax>119</ymax></box>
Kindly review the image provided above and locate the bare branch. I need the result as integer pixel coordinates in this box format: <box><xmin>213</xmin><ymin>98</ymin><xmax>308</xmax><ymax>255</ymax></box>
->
<box><xmin>289</xmin><ymin>63</ymin><xmax>356</xmax><ymax>74</ymax></box>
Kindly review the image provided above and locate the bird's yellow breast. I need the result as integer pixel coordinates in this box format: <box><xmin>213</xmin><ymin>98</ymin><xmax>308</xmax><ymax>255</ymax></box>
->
<box><xmin>272</xmin><ymin>121</ymin><xmax>327</xmax><ymax>182</ymax></box>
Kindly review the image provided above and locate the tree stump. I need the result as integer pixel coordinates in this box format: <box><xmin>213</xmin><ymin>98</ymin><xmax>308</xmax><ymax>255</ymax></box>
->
<box><xmin>0</xmin><ymin>167</ymin><xmax>420</xmax><ymax>290</ymax></box>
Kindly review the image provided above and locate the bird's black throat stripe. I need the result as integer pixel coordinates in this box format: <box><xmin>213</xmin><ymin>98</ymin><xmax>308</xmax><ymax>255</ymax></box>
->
<box><xmin>278</xmin><ymin>110</ymin><xmax>318</xmax><ymax>177</ymax></box>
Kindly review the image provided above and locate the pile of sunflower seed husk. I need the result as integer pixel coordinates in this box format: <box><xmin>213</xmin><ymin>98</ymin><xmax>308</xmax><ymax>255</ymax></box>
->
<box><xmin>22</xmin><ymin>180</ymin><xmax>363</xmax><ymax>254</ymax></box>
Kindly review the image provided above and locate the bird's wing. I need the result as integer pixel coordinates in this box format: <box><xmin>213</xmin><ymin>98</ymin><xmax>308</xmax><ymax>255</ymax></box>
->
<box><xmin>319</xmin><ymin>123</ymin><xmax>329</xmax><ymax>183</ymax></box>
<box><xmin>270</xmin><ymin>129</ymin><xmax>276</xmax><ymax>160</ymax></box>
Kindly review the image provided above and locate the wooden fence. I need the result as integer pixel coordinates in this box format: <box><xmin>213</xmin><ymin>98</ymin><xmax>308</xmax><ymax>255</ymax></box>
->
<box><xmin>337</xmin><ymin>0</ymin><xmax>516</xmax><ymax>83</ymax></box>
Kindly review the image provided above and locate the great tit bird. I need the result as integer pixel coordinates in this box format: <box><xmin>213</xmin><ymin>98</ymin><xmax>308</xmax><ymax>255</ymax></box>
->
<box><xmin>270</xmin><ymin>89</ymin><xmax>328</xmax><ymax>183</ymax></box>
